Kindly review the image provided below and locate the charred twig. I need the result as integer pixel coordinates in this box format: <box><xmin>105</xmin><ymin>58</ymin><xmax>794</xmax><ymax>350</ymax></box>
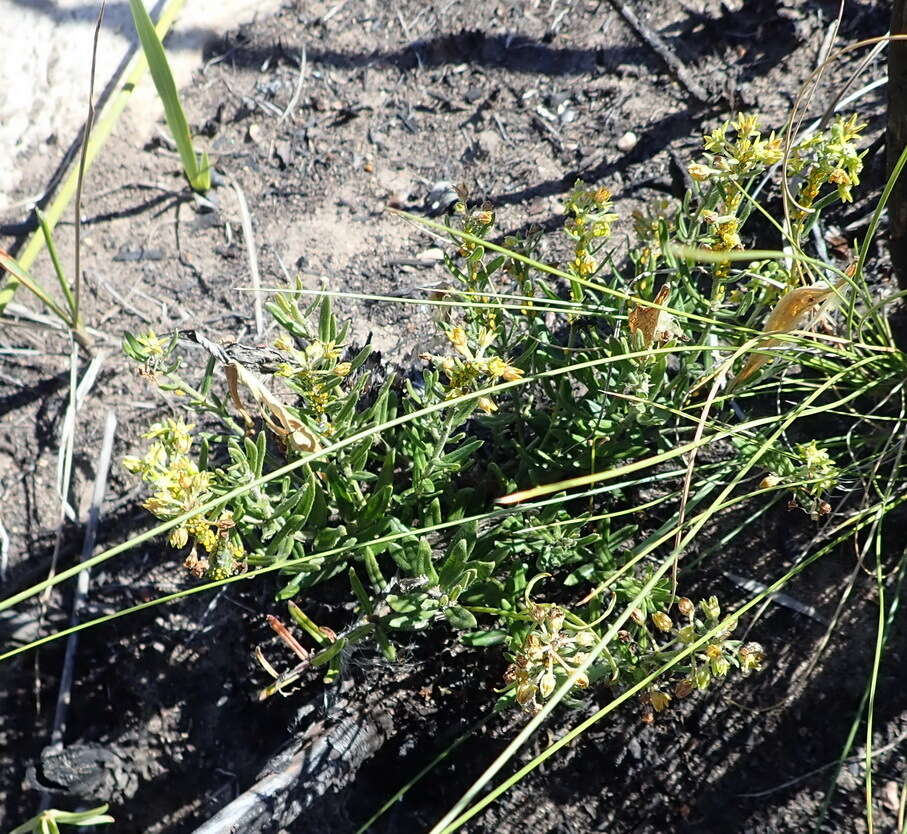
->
<box><xmin>190</xmin><ymin>695</ymin><xmax>393</xmax><ymax>834</ymax></box>
<box><xmin>606</xmin><ymin>0</ymin><xmax>710</xmax><ymax>105</ymax></box>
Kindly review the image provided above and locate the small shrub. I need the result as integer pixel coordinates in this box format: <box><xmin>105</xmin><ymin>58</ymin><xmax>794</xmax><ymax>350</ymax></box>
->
<box><xmin>124</xmin><ymin>112</ymin><xmax>897</xmax><ymax>717</ymax></box>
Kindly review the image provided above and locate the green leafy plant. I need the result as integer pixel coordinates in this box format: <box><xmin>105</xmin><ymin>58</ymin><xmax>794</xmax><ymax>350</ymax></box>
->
<box><xmin>120</xmin><ymin>114</ymin><xmax>876</xmax><ymax>715</ymax></box>
<box><xmin>3</xmin><ymin>99</ymin><xmax>904</xmax><ymax>833</ymax></box>
<box><xmin>9</xmin><ymin>805</ymin><xmax>114</xmax><ymax>834</ymax></box>
<box><xmin>127</xmin><ymin>0</ymin><xmax>211</xmax><ymax>192</ymax></box>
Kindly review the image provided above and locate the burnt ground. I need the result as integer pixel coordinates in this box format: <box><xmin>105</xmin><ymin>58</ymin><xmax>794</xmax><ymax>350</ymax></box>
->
<box><xmin>1</xmin><ymin>0</ymin><xmax>905</xmax><ymax>832</ymax></box>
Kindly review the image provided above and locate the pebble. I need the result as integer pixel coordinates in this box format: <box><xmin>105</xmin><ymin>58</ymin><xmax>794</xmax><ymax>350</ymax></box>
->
<box><xmin>617</xmin><ymin>131</ymin><xmax>639</xmax><ymax>153</ymax></box>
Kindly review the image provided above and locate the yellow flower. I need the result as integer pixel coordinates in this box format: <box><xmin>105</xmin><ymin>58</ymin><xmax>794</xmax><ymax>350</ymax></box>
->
<box><xmin>138</xmin><ymin>330</ymin><xmax>167</xmax><ymax>357</ymax></box>
<box><xmin>168</xmin><ymin>527</ymin><xmax>189</xmax><ymax>549</ymax></box>
<box><xmin>448</xmin><ymin>326</ymin><xmax>470</xmax><ymax>358</ymax></box>
<box><xmin>333</xmin><ymin>362</ymin><xmax>352</xmax><ymax>377</ymax></box>
<box><xmin>477</xmin><ymin>396</ymin><xmax>498</xmax><ymax>414</ymax></box>
<box><xmin>197</xmin><ymin>527</ymin><xmax>218</xmax><ymax>553</ymax></box>
<box><xmin>593</xmin><ymin>186</ymin><xmax>612</xmax><ymax>206</ymax></box>
<box><xmin>688</xmin><ymin>162</ymin><xmax>717</xmax><ymax>182</ymax></box>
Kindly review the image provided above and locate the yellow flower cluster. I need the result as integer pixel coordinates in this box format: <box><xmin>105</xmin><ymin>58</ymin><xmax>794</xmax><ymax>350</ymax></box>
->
<box><xmin>273</xmin><ymin>335</ymin><xmax>349</xmax><ymax>417</ymax></box>
<box><xmin>632</xmin><ymin>595</ymin><xmax>764</xmax><ymax>722</ymax></box>
<box><xmin>504</xmin><ymin>602</ymin><xmax>595</xmax><ymax>713</ymax></box>
<box><xmin>123</xmin><ymin>418</ymin><xmax>245</xmax><ymax>579</ymax></box>
<box><xmin>563</xmin><ymin>180</ymin><xmax>619</xmax><ymax>281</ymax></box>
<box><xmin>688</xmin><ymin>114</ymin><xmax>785</xmax><ymax>273</ymax></box>
<box><xmin>420</xmin><ymin>325</ymin><xmax>524</xmax><ymax>414</ymax></box>
<box><xmin>788</xmin><ymin>114</ymin><xmax>865</xmax><ymax>209</ymax></box>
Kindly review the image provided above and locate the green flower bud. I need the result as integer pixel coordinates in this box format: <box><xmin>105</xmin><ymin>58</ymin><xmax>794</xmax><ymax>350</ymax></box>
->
<box><xmin>694</xmin><ymin>667</ymin><xmax>711</xmax><ymax>690</ymax></box>
<box><xmin>700</xmin><ymin>595</ymin><xmax>721</xmax><ymax>621</ymax></box>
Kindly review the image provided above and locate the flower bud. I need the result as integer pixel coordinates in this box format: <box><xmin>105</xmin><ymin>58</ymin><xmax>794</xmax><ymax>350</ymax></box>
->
<box><xmin>676</xmin><ymin>625</ymin><xmax>696</xmax><ymax>644</ymax></box>
<box><xmin>575</xmin><ymin>630</ymin><xmax>596</xmax><ymax>648</ymax></box>
<box><xmin>539</xmin><ymin>671</ymin><xmax>556</xmax><ymax>699</ymax></box>
<box><xmin>700</xmin><ymin>596</ymin><xmax>721</xmax><ymax>621</ymax></box>
<box><xmin>333</xmin><ymin>362</ymin><xmax>352</xmax><ymax>377</ymax></box>
<box><xmin>710</xmin><ymin>656</ymin><xmax>730</xmax><ymax>677</ymax></box>
<box><xmin>630</xmin><ymin>608</ymin><xmax>646</xmax><ymax>627</ymax></box>
<box><xmin>168</xmin><ymin>526</ymin><xmax>189</xmax><ymax>549</ymax></box>
<box><xmin>649</xmin><ymin>690</ymin><xmax>671</xmax><ymax>712</ymax></box>
<box><xmin>515</xmin><ymin>682</ymin><xmax>537</xmax><ymax>707</ymax></box>
<box><xmin>739</xmin><ymin>642</ymin><xmax>766</xmax><ymax>672</ymax></box>
<box><xmin>448</xmin><ymin>326</ymin><xmax>469</xmax><ymax>356</ymax></box>
<box><xmin>674</xmin><ymin>679</ymin><xmax>694</xmax><ymax>698</ymax></box>
<box><xmin>477</xmin><ymin>397</ymin><xmax>498</xmax><ymax>415</ymax></box>
<box><xmin>705</xmin><ymin>643</ymin><xmax>722</xmax><ymax>660</ymax></box>
<box><xmin>651</xmin><ymin>611</ymin><xmax>673</xmax><ymax>632</ymax></box>
<box><xmin>573</xmin><ymin>671</ymin><xmax>590</xmax><ymax>689</ymax></box>
<box><xmin>694</xmin><ymin>667</ymin><xmax>711</xmax><ymax>690</ymax></box>
<box><xmin>677</xmin><ymin>597</ymin><xmax>694</xmax><ymax>617</ymax></box>
<box><xmin>759</xmin><ymin>473</ymin><xmax>781</xmax><ymax>490</ymax></box>
<box><xmin>547</xmin><ymin>608</ymin><xmax>565</xmax><ymax>633</ymax></box>
<box><xmin>122</xmin><ymin>455</ymin><xmax>144</xmax><ymax>473</ymax></box>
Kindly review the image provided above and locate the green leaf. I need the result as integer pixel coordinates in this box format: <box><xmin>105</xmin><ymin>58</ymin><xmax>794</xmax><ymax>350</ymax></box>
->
<box><xmin>444</xmin><ymin>605</ymin><xmax>478</xmax><ymax>630</ymax></box>
<box><xmin>127</xmin><ymin>0</ymin><xmax>209</xmax><ymax>190</ymax></box>
<box><xmin>416</xmin><ymin>538</ymin><xmax>439</xmax><ymax>584</ymax></box>
<box><xmin>439</xmin><ymin>438</ymin><xmax>484</xmax><ymax>467</ymax></box>
<box><xmin>438</xmin><ymin>539</ymin><xmax>469</xmax><ymax>590</ymax></box>
<box><xmin>461</xmin><ymin>629</ymin><xmax>508</xmax><ymax>647</ymax></box>
<box><xmin>363</xmin><ymin>484</ymin><xmax>393</xmax><ymax>524</ymax></box>
<box><xmin>348</xmin><ymin>566</ymin><xmax>373</xmax><ymax>612</ymax></box>
<box><xmin>361</xmin><ymin>545</ymin><xmax>387</xmax><ymax>589</ymax></box>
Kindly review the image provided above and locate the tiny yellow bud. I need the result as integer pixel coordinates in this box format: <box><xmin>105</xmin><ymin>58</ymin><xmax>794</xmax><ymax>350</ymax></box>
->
<box><xmin>477</xmin><ymin>396</ymin><xmax>498</xmax><ymax>415</ymax></box>
<box><xmin>333</xmin><ymin>362</ymin><xmax>352</xmax><ymax>377</ymax></box>
<box><xmin>651</xmin><ymin>611</ymin><xmax>673</xmax><ymax>632</ymax></box>
<box><xmin>677</xmin><ymin>597</ymin><xmax>694</xmax><ymax>617</ymax></box>
<box><xmin>168</xmin><ymin>527</ymin><xmax>189</xmax><ymax>549</ymax></box>
<box><xmin>539</xmin><ymin>671</ymin><xmax>557</xmax><ymax>699</ymax></box>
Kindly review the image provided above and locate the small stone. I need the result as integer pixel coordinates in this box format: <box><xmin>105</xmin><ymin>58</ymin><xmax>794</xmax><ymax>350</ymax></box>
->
<box><xmin>246</xmin><ymin>123</ymin><xmax>263</xmax><ymax>144</ymax></box>
<box><xmin>880</xmin><ymin>780</ymin><xmax>900</xmax><ymax>812</ymax></box>
<box><xmin>617</xmin><ymin>131</ymin><xmax>639</xmax><ymax>153</ymax></box>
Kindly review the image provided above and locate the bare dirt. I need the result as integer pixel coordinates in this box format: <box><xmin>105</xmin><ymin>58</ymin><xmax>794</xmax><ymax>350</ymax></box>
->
<box><xmin>1</xmin><ymin>1</ymin><xmax>904</xmax><ymax>832</ymax></box>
